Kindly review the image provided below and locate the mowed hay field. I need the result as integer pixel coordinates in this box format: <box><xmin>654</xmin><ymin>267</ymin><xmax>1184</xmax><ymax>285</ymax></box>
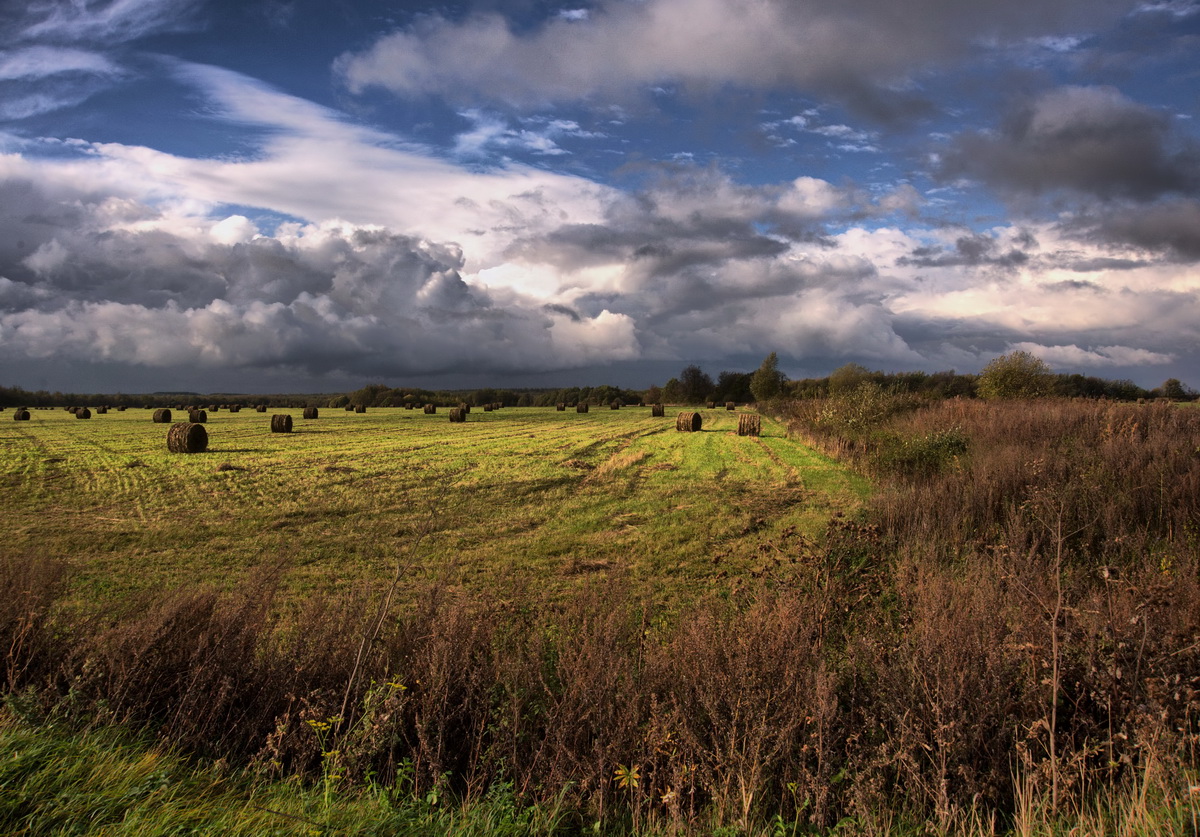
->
<box><xmin>0</xmin><ymin>406</ymin><xmax>866</xmax><ymax>607</ymax></box>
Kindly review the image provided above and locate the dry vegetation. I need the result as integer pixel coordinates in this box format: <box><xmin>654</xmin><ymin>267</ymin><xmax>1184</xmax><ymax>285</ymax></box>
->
<box><xmin>2</xmin><ymin>398</ymin><xmax>1199</xmax><ymax>833</ymax></box>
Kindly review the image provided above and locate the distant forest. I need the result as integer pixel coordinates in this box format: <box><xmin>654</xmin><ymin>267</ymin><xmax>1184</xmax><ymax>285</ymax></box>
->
<box><xmin>0</xmin><ymin>360</ymin><xmax>1193</xmax><ymax>408</ymax></box>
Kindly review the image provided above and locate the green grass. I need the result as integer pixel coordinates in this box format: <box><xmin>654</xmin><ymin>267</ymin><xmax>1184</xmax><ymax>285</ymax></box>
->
<box><xmin>0</xmin><ymin>406</ymin><xmax>867</xmax><ymax>608</ymax></box>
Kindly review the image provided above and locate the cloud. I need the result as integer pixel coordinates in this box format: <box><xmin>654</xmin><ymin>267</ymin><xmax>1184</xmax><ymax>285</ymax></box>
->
<box><xmin>15</xmin><ymin>0</ymin><xmax>200</xmax><ymax>45</ymax></box>
<box><xmin>1070</xmin><ymin>198</ymin><xmax>1200</xmax><ymax>261</ymax></box>
<box><xmin>336</xmin><ymin>0</ymin><xmax>1135</xmax><ymax>117</ymax></box>
<box><xmin>1010</xmin><ymin>341</ymin><xmax>1175</xmax><ymax>367</ymax></box>
<box><xmin>941</xmin><ymin>85</ymin><xmax>1200</xmax><ymax>201</ymax></box>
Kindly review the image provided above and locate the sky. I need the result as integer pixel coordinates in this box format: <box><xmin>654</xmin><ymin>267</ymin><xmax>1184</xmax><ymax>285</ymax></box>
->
<box><xmin>0</xmin><ymin>0</ymin><xmax>1198</xmax><ymax>394</ymax></box>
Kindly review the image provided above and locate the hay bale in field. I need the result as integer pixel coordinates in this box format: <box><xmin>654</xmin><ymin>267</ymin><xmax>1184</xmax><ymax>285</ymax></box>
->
<box><xmin>676</xmin><ymin>411</ymin><xmax>702</xmax><ymax>432</ymax></box>
<box><xmin>726</xmin><ymin>401</ymin><xmax>736</xmax><ymax>410</ymax></box>
<box><xmin>355</xmin><ymin>405</ymin><xmax>367</xmax><ymax>413</ymax></box>
<box><xmin>96</xmin><ymin>406</ymin><xmax>108</xmax><ymax>414</ymax></box>
<box><xmin>209</xmin><ymin>405</ymin><xmax>220</xmax><ymax>412</ymax></box>
<box><xmin>188</xmin><ymin>409</ymin><xmax>207</xmax><ymax>423</ymax></box>
<box><xmin>577</xmin><ymin>403</ymin><xmax>589</xmax><ymax>413</ymax></box>
<box><xmin>303</xmin><ymin>406</ymin><xmax>319</xmax><ymax>419</ymax></box>
<box><xmin>270</xmin><ymin>414</ymin><xmax>292</xmax><ymax>433</ymax></box>
<box><xmin>449</xmin><ymin>407</ymin><xmax>466</xmax><ymax>423</ymax></box>
<box><xmin>75</xmin><ymin>407</ymin><xmax>91</xmax><ymax>419</ymax></box>
<box><xmin>153</xmin><ymin>408</ymin><xmax>172</xmax><ymax>423</ymax></box>
<box><xmin>424</xmin><ymin>404</ymin><xmax>436</xmax><ymax>414</ymax></box>
<box><xmin>458</xmin><ymin>402</ymin><xmax>471</xmax><ymax>413</ymax></box>
<box><xmin>117</xmin><ymin>406</ymin><xmax>126</xmax><ymax>412</ymax></box>
<box><xmin>256</xmin><ymin>404</ymin><xmax>267</xmax><ymax>413</ymax></box>
<box><xmin>404</xmin><ymin>403</ymin><xmax>414</xmax><ymax>410</ymax></box>
<box><xmin>345</xmin><ymin>404</ymin><xmax>355</xmax><ymax>411</ymax></box>
<box><xmin>706</xmin><ymin>401</ymin><xmax>717</xmax><ymax>409</ymax></box>
<box><xmin>610</xmin><ymin>399</ymin><xmax>622</xmax><ymax>410</ymax></box>
<box><xmin>14</xmin><ymin>409</ymin><xmax>30</xmax><ymax>421</ymax></box>
<box><xmin>229</xmin><ymin>405</ymin><xmax>241</xmax><ymax>413</ymax></box>
<box><xmin>737</xmin><ymin>414</ymin><xmax>761</xmax><ymax>437</ymax></box>
<box><xmin>652</xmin><ymin>404</ymin><xmax>665</xmax><ymax>417</ymax></box>
<box><xmin>167</xmin><ymin>422</ymin><xmax>208</xmax><ymax>453</ymax></box>
<box><xmin>484</xmin><ymin>404</ymin><xmax>493</xmax><ymax>412</ymax></box>
<box><xmin>491</xmin><ymin>402</ymin><xmax>502</xmax><ymax>411</ymax></box>
<box><xmin>556</xmin><ymin>403</ymin><xmax>566</xmax><ymax>411</ymax></box>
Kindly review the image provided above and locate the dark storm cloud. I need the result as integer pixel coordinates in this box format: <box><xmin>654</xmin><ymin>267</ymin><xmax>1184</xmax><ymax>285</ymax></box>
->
<box><xmin>941</xmin><ymin>85</ymin><xmax>1200</xmax><ymax>201</ymax></box>
<box><xmin>1069</xmin><ymin>198</ymin><xmax>1200</xmax><ymax>262</ymax></box>
<box><xmin>0</xmin><ymin>175</ymin><xmax>639</xmax><ymax>377</ymax></box>
<box><xmin>897</xmin><ymin>232</ymin><xmax>1032</xmax><ymax>270</ymax></box>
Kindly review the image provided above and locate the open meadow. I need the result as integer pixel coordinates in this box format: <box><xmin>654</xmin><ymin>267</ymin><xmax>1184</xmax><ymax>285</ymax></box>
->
<box><xmin>1</xmin><ymin>404</ymin><xmax>865</xmax><ymax>607</ymax></box>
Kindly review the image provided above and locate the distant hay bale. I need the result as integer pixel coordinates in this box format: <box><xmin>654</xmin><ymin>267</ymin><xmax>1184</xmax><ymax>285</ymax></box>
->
<box><xmin>153</xmin><ymin>408</ymin><xmax>172</xmax><ymax>423</ymax></box>
<box><xmin>75</xmin><ymin>407</ymin><xmax>91</xmax><ymax>419</ymax></box>
<box><xmin>229</xmin><ymin>405</ymin><xmax>241</xmax><ymax>413</ymax></box>
<box><xmin>270</xmin><ymin>414</ymin><xmax>292</xmax><ymax>433</ymax></box>
<box><xmin>404</xmin><ymin>403</ymin><xmax>414</xmax><ymax>410</ymax></box>
<box><xmin>96</xmin><ymin>406</ymin><xmax>108</xmax><ymax>414</ymax></box>
<box><xmin>557</xmin><ymin>403</ymin><xmax>566</xmax><ymax>411</ymax></box>
<box><xmin>256</xmin><ymin>405</ymin><xmax>267</xmax><ymax>412</ymax></box>
<box><xmin>117</xmin><ymin>406</ymin><xmax>126</xmax><ymax>412</ymax></box>
<box><xmin>167</xmin><ymin>422</ymin><xmax>208</xmax><ymax>453</ymax></box>
<box><xmin>726</xmin><ymin>401</ymin><xmax>736</xmax><ymax>411</ymax></box>
<box><xmin>209</xmin><ymin>405</ymin><xmax>220</xmax><ymax>412</ymax></box>
<box><xmin>577</xmin><ymin>403</ymin><xmax>589</xmax><ymax>413</ymax></box>
<box><xmin>492</xmin><ymin>402</ymin><xmax>502</xmax><ymax>411</ymax></box>
<box><xmin>303</xmin><ymin>406</ymin><xmax>319</xmax><ymax>419</ymax></box>
<box><xmin>345</xmin><ymin>405</ymin><xmax>355</xmax><ymax>411</ymax></box>
<box><xmin>188</xmin><ymin>409</ymin><xmax>207</xmax><ymax>423</ymax></box>
<box><xmin>676</xmin><ymin>411</ymin><xmax>702</xmax><ymax>432</ymax></box>
<box><xmin>737</xmin><ymin>414</ymin><xmax>762</xmax><ymax>437</ymax></box>
<box><xmin>706</xmin><ymin>401</ymin><xmax>717</xmax><ymax>409</ymax></box>
<box><xmin>458</xmin><ymin>403</ymin><xmax>471</xmax><ymax>413</ymax></box>
<box><xmin>610</xmin><ymin>399</ymin><xmax>622</xmax><ymax>410</ymax></box>
<box><xmin>424</xmin><ymin>404</ymin><xmax>436</xmax><ymax>414</ymax></box>
<box><xmin>484</xmin><ymin>404</ymin><xmax>493</xmax><ymax>412</ymax></box>
<box><xmin>449</xmin><ymin>407</ymin><xmax>467</xmax><ymax>423</ymax></box>
<box><xmin>14</xmin><ymin>409</ymin><xmax>30</xmax><ymax>421</ymax></box>
<box><xmin>355</xmin><ymin>405</ymin><xmax>367</xmax><ymax>414</ymax></box>
<box><xmin>652</xmin><ymin>404</ymin><xmax>665</xmax><ymax>417</ymax></box>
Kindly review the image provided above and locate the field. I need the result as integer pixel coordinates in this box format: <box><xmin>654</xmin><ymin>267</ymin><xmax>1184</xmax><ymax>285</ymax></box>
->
<box><xmin>0</xmin><ymin>405</ymin><xmax>866</xmax><ymax>608</ymax></box>
<box><xmin>3</xmin><ymin>396</ymin><xmax>1198</xmax><ymax>835</ymax></box>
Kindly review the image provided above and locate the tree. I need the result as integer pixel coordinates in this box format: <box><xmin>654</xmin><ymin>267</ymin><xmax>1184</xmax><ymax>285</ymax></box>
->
<box><xmin>749</xmin><ymin>352</ymin><xmax>785</xmax><ymax>402</ymax></box>
<box><xmin>678</xmin><ymin>365</ymin><xmax>715</xmax><ymax>404</ymax></box>
<box><xmin>976</xmin><ymin>350</ymin><xmax>1053</xmax><ymax>400</ymax></box>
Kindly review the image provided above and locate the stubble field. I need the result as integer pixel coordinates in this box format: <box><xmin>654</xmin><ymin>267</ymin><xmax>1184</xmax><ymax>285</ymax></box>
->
<box><xmin>1</xmin><ymin>405</ymin><xmax>866</xmax><ymax>608</ymax></box>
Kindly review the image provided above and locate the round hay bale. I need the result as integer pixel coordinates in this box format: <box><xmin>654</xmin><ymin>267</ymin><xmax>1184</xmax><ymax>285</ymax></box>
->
<box><xmin>484</xmin><ymin>404</ymin><xmax>493</xmax><ymax>412</ymax></box>
<box><xmin>256</xmin><ymin>404</ymin><xmax>267</xmax><ymax>412</ymax></box>
<box><xmin>96</xmin><ymin>406</ymin><xmax>108</xmax><ymax>414</ymax></box>
<box><xmin>492</xmin><ymin>402</ymin><xmax>502</xmax><ymax>411</ymax></box>
<box><xmin>706</xmin><ymin>401</ymin><xmax>717</xmax><ymax>409</ymax></box>
<box><xmin>345</xmin><ymin>404</ymin><xmax>355</xmax><ymax>411</ymax></box>
<box><xmin>448</xmin><ymin>407</ymin><xmax>466</xmax><ymax>423</ymax></box>
<box><xmin>355</xmin><ymin>405</ymin><xmax>367</xmax><ymax>414</ymax></box>
<box><xmin>737</xmin><ymin>414</ymin><xmax>762</xmax><ymax>437</ymax></box>
<box><xmin>676</xmin><ymin>411</ymin><xmax>702</xmax><ymax>432</ymax></box>
<box><xmin>424</xmin><ymin>404</ymin><xmax>436</xmax><ymax>414</ymax></box>
<box><xmin>726</xmin><ymin>401</ymin><xmax>736</xmax><ymax>411</ymax></box>
<box><xmin>14</xmin><ymin>409</ymin><xmax>30</xmax><ymax>421</ymax></box>
<box><xmin>153</xmin><ymin>408</ymin><xmax>172</xmax><ymax>423</ymax></box>
<box><xmin>188</xmin><ymin>409</ymin><xmax>207</xmax><ymax>423</ymax></box>
<box><xmin>610</xmin><ymin>399</ymin><xmax>622</xmax><ymax>410</ymax></box>
<box><xmin>75</xmin><ymin>407</ymin><xmax>91</xmax><ymax>419</ymax></box>
<box><xmin>228</xmin><ymin>405</ymin><xmax>241</xmax><ymax>413</ymax></box>
<box><xmin>576</xmin><ymin>403</ymin><xmax>589</xmax><ymax>413</ymax></box>
<box><xmin>303</xmin><ymin>406</ymin><xmax>319</xmax><ymax>419</ymax></box>
<box><xmin>167</xmin><ymin>422</ymin><xmax>208</xmax><ymax>453</ymax></box>
<box><xmin>209</xmin><ymin>405</ymin><xmax>220</xmax><ymax>412</ymax></box>
<box><xmin>458</xmin><ymin>402</ymin><xmax>471</xmax><ymax>414</ymax></box>
<box><xmin>270</xmin><ymin>414</ymin><xmax>293</xmax><ymax>433</ymax></box>
<box><xmin>556</xmin><ymin>403</ymin><xmax>566</xmax><ymax>411</ymax></box>
<box><xmin>117</xmin><ymin>406</ymin><xmax>126</xmax><ymax>412</ymax></box>
<box><xmin>651</xmin><ymin>404</ymin><xmax>665</xmax><ymax>417</ymax></box>
<box><xmin>404</xmin><ymin>403</ymin><xmax>414</xmax><ymax>410</ymax></box>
